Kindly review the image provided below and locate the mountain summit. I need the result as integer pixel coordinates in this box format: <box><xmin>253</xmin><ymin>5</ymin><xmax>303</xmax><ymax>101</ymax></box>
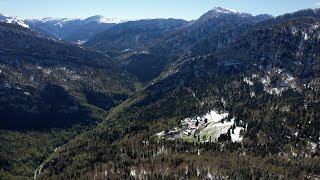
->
<box><xmin>212</xmin><ymin>7</ymin><xmax>238</xmax><ymax>13</ymax></box>
<box><xmin>83</xmin><ymin>15</ymin><xmax>125</xmax><ymax>24</ymax></box>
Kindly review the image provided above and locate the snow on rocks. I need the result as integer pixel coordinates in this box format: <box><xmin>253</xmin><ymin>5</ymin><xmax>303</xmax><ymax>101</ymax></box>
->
<box><xmin>23</xmin><ymin>92</ymin><xmax>31</xmax><ymax>96</ymax></box>
<box><xmin>157</xmin><ymin>110</ymin><xmax>245</xmax><ymax>143</ymax></box>
<box><xmin>244</xmin><ymin>77</ymin><xmax>254</xmax><ymax>86</ymax></box>
<box><xmin>130</xmin><ymin>168</ymin><xmax>137</xmax><ymax>178</ymax></box>
<box><xmin>156</xmin><ymin>131</ymin><xmax>165</xmax><ymax>137</ymax></box>
<box><xmin>302</xmin><ymin>32</ymin><xmax>309</xmax><ymax>41</ymax></box>
<box><xmin>231</xmin><ymin>127</ymin><xmax>244</xmax><ymax>142</ymax></box>
<box><xmin>309</xmin><ymin>142</ymin><xmax>317</xmax><ymax>153</ymax></box>
<box><xmin>6</xmin><ymin>18</ymin><xmax>30</xmax><ymax>28</ymax></box>
<box><xmin>260</xmin><ymin>75</ymin><xmax>285</xmax><ymax>95</ymax></box>
<box><xmin>283</xmin><ymin>73</ymin><xmax>298</xmax><ymax>89</ymax></box>
<box><xmin>256</xmin><ymin>68</ymin><xmax>299</xmax><ymax>96</ymax></box>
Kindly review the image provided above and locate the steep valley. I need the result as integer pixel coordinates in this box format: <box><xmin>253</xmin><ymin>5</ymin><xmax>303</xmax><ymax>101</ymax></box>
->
<box><xmin>0</xmin><ymin>7</ymin><xmax>320</xmax><ymax>180</ymax></box>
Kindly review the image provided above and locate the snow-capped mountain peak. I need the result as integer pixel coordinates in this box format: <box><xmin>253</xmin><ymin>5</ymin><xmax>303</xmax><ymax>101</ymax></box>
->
<box><xmin>198</xmin><ymin>7</ymin><xmax>253</xmax><ymax>20</ymax></box>
<box><xmin>83</xmin><ymin>15</ymin><xmax>125</xmax><ymax>24</ymax></box>
<box><xmin>5</xmin><ymin>17</ymin><xmax>29</xmax><ymax>28</ymax></box>
<box><xmin>212</xmin><ymin>7</ymin><xmax>238</xmax><ymax>14</ymax></box>
<box><xmin>28</xmin><ymin>15</ymin><xmax>125</xmax><ymax>25</ymax></box>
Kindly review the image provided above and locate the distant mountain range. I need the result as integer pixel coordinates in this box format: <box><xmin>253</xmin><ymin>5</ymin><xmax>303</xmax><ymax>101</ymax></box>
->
<box><xmin>0</xmin><ymin>13</ymin><xmax>126</xmax><ymax>42</ymax></box>
<box><xmin>84</xmin><ymin>7</ymin><xmax>272</xmax><ymax>82</ymax></box>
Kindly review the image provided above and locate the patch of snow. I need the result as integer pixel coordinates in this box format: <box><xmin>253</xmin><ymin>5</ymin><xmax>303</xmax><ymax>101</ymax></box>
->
<box><xmin>303</xmin><ymin>32</ymin><xmax>308</xmax><ymax>40</ymax></box>
<box><xmin>202</xmin><ymin>110</ymin><xmax>229</xmax><ymax>124</ymax></box>
<box><xmin>23</xmin><ymin>92</ymin><xmax>31</xmax><ymax>96</ymax></box>
<box><xmin>141</xmin><ymin>50</ymin><xmax>149</xmax><ymax>54</ymax></box>
<box><xmin>6</xmin><ymin>18</ymin><xmax>29</xmax><ymax>28</ymax></box>
<box><xmin>285</xmin><ymin>74</ymin><xmax>295</xmax><ymax>81</ymax></box>
<box><xmin>156</xmin><ymin>131</ymin><xmax>165</xmax><ymax>137</ymax></box>
<box><xmin>207</xmin><ymin>172</ymin><xmax>213</xmax><ymax>179</ymax></box>
<box><xmin>283</xmin><ymin>73</ymin><xmax>297</xmax><ymax>89</ymax></box>
<box><xmin>76</xmin><ymin>40</ymin><xmax>86</xmax><ymax>45</ymax></box>
<box><xmin>70</xmin><ymin>74</ymin><xmax>81</xmax><ymax>81</ymax></box>
<box><xmin>261</xmin><ymin>76</ymin><xmax>270</xmax><ymax>86</ymax></box>
<box><xmin>260</xmin><ymin>73</ymin><xmax>292</xmax><ymax>95</ymax></box>
<box><xmin>231</xmin><ymin>127</ymin><xmax>244</xmax><ymax>142</ymax></box>
<box><xmin>244</xmin><ymin>77</ymin><xmax>254</xmax><ymax>86</ymax></box>
<box><xmin>158</xmin><ymin>110</ymin><xmax>246</xmax><ymax>143</ymax></box>
<box><xmin>54</xmin><ymin>147</ymin><xmax>61</xmax><ymax>152</ymax></box>
<box><xmin>130</xmin><ymin>168</ymin><xmax>136</xmax><ymax>177</ymax></box>
<box><xmin>292</xmin><ymin>151</ymin><xmax>298</xmax><ymax>158</ymax></box>
<box><xmin>225</xmin><ymin>8</ymin><xmax>238</xmax><ymax>13</ymax></box>
<box><xmin>43</xmin><ymin>69</ymin><xmax>51</xmax><ymax>74</ymax></box>
<box><xmin>271</xmin><ymin>87</ymin><xmax>283</xmax><ymax>95</ymax></box>
<box><xmin>54</xmin><ymin>22</ymin><xmax>63</xmax><ymax>27</ymax></box>
<box><xmin>40</xmin><ymin>17</ymin><xmax>78</xmax><ymax>23</ymax></box>
<box><xmin>221</xmin><ymin>98</ymin><xmax>226</xmax><ymax>107</ymax></box>
<box><xmin>309</xmin><ymin>142</ymin><xmax>317</xmax><ymax>153</ymax></box>
<box><xmin>212</xmin><ymin>7</ymin><xmax>238</xmax><ymax>14</ymax></box>
<box><xmin>98</xmin><ymin>17</ymin><xmax>124</xmax><ymax>24</ymax></box>
<box><xmin>83</xmin><ymin>15</ymin><xmax>127</xmax><ymax>24</ymax></box>
<box><xmin>312</xmin><ymin>24</ymin><xmax>319</xmax><ymax>30</ymax></box>
<box><xmin>199</xmin><ymin>117</ymin><xmax>234</xmax><ymax>142</ymax></box>
<box><xmin>264</xmin><ymin>87</ymin><xmax>285</xmax><ymax>96</ymax></box>
<box><xmin>122</xmin><ymin>49</ymin><xmax>132</xmax><ymax>52</ymax></box>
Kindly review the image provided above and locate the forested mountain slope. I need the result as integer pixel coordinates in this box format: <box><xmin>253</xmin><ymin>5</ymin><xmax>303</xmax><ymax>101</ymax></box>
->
<box><xmin>0</xmin><ymin>22</ymin><xmax>138</xmax><ymax>179</ymax></box>
<box><xmin>37</xmin><ymin>9</ymin><xmax>320</xmax><ymax>180</ymax></box>
<box><xmin>86</xmin><ymin>8</ymin><xmax>272</xmax><ymax>82</ymax></box>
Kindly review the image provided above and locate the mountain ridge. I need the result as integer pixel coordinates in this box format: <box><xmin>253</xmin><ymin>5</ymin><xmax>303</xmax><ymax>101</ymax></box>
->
<box><xmin>37</xmin><ymin>8</ymin><xmax>320</xmax><ymax>179</ymax></box>
<box><xmin>0</xmin><ymin>14</ymin><xmax>128</xmax><ymax>42</ymax></box>
<box><xmin>0</xmin><ymin>7</ymin><xmax>320</xmax><ymax>180</ymax></box>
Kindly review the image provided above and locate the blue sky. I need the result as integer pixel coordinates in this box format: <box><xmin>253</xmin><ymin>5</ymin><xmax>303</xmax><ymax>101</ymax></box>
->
<box><xmin>0</xmin><ymin>0</ymin><xmax>320</xmax><ymax>20</ymax></box>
